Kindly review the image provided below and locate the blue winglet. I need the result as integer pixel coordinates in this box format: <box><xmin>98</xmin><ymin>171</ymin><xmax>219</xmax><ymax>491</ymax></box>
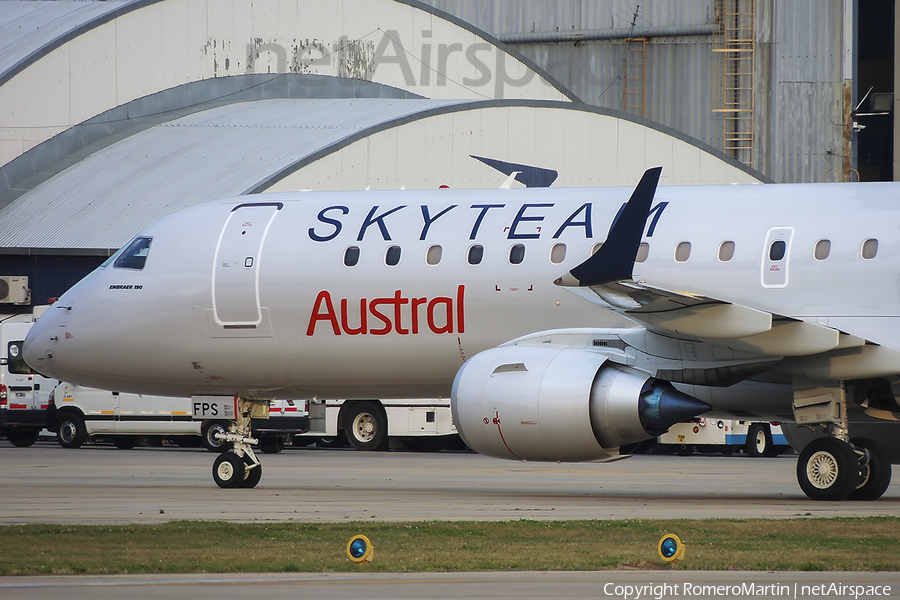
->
<box><xmin>559</xmin><ymin>167</ymin><xmax>662</xmax><ymax>287</ymax></box>
<box><xmin>470</xmin><ymin>155</ymin><xmax>559</xmax><ymax>188</ymax></box>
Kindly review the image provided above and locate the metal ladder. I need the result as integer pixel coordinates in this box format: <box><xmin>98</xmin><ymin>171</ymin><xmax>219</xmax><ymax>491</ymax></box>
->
<box><xmin>622</xmin><ymin>38</ymin><xmax>647</xmax><ymax>118</ymax></box>
<box><xmin>714</xmin><ymin>0</ymin><xmax>755</xmax><ymax>166</ymax></box>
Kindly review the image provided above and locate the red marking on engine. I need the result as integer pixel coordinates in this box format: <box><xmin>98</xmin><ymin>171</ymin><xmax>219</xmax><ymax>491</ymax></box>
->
<box><xmin>492</xmin><ymin>411</ymin><xmax>519</xmax><ymax>460</ymax></box>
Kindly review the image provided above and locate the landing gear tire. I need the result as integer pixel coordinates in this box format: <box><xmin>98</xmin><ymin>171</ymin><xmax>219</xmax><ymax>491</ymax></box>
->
<box><xmin>202</xmin><ymin>421</ymin><xmax>232</xmax><ymax>453</ymax></box>
<box><xmin>797</xmin><ymin>438</ymin><xmax>858</xmax><ymax>501</ymax></box>
<box><xmin>57</xmin><ymin>414</ymin><xmax>87</xmax><ymax>449</ymax></box>
<box><xmin>239</xmin><ymin>454</ymin><xmax>263</xmax><ymax>488</ymax></box>
<box><xmin>848</xmin><ymin>438</ymin><xmax>892</xmax><ymax>501</ymax></box>
<box><xmin>745</xmin><ymin>423</ymin><xmax>773</xmax><ymax>458</ymax></box>
<box><xmin>213</xmin><ymin>452</ymin><xmax>246</xmax><ymax>488</ymax></box>
<box><xmin>7</xmin><ymin>429</ymin><xmax>39</xmax><ymax>447</ymax></box>
<box><xmin>343</xmin><ymin>402</ymin><xmax>388</xmax><ymax>451</ymax></box>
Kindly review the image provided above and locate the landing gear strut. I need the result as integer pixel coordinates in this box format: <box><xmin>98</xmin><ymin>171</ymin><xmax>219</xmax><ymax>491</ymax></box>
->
<box><xmin>211</xmin><ymin>396</ymin><xmax>265</xmax><ymax>489</ymax></box>
<box><xmin>793</xmin><ymin>381</ymin><xmax>892</xmax><ymax>501</ymax></box>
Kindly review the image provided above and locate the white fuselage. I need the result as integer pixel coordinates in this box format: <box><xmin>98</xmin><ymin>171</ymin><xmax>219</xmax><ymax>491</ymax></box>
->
<box><xmin>23</xmin><ymin>181</ymin><xmax>900</xmax><ymax>399</ymax></box>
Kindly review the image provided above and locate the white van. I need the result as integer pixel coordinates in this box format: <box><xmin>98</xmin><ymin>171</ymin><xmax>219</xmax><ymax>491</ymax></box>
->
<box><xmin>0</xmin><ymin>314</ymin><xmax>57</xmax><ymax>446</ymax></box>
<box><xmin>51</xmin><ymin>382</ymin><xmax>308</xmax><ymax>452</ymax></box>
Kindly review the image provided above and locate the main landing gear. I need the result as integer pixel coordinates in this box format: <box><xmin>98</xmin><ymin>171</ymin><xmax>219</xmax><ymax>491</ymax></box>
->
<box><xmin>212</xmin><ymin>397</ymin><xmax>265</xmax><ymax>489</ymax></box>
<box><xmin>796</xmin><ymin>436</ymin><xmax>891</xmax><ymax>501</ymax></box>
<box><xmin>793</xmin><ymin>382</ymin><xmax>892</xmax><ymax>501</ymax></box>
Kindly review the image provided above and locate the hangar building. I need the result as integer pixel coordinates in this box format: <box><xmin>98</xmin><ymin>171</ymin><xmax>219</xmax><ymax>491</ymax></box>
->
<box><xmin>2</xmin><ymin>0</ymin><xmax>774</xmax><ymax>310</ymax></box>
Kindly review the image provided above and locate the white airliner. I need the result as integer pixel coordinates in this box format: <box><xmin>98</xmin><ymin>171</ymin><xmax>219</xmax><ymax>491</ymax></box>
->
<box><xmin>23</xmin><ymin>168</ymin><xmax>900</xmax><ymax>501</ymax></box>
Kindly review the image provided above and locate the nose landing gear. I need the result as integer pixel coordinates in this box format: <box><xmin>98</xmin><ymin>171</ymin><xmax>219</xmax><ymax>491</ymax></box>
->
<box><xmin>212</xmin><ymin>397</ymin><xmax>265</xmax><ymax>489</ymax></box>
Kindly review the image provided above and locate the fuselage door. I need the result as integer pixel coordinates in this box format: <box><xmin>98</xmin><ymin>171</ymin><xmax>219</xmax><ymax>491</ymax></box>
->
<box><xmin>212</xmin><ymin>202</ymin><xmax>282</xmax><ymax>326</ymax></box>
<box><xmin>760</xmin><ymin>226</ymin><xmax>794</xmax><ymax>289</ymax></box>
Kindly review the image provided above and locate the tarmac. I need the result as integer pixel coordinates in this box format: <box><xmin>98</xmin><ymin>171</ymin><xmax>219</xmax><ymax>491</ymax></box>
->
<box><xmin>1</xmin><ymin>441</ymin><xmax>899</xmax><ymax>599</ymax></box>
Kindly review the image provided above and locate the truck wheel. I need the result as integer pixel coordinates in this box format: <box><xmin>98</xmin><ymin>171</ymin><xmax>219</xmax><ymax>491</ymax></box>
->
<box><xmin>202</xmin><ymin>421</ymin><xmax>232</xmax><ymax>453</ymax></box>
<box><xmin>113</xmin><ymin>436</ymin><xmax>140</xmax><ymax>450</ymax></box>
<box><xmin>259</xmin><ymin>436</ymin><xmax>285</xmax><ymax>454</ymax></box>
<box><xmin>343</xmin><ymin>402</ymin><xmax>388</xmax><ymax>451</ymax></box>
<box><xmin>7</xmin><ymin>429</ymin><xmax>40</xmax><ymax>447</ymax></box>
<box><xmin>745</xmin><ymin>423</ymin><xmax>772</xmax><ymax>457</ymax></box>
<box><xmin>57</xmin><ymin>414</ymin><xmax>87</xmax><ymax>449</ymax></box>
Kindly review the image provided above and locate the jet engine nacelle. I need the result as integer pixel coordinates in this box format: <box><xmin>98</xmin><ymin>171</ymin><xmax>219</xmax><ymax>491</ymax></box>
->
<box><xmin>450</xmin><ymin>346</ymin><xmax>710</xmax><ymax>461</ymax></box>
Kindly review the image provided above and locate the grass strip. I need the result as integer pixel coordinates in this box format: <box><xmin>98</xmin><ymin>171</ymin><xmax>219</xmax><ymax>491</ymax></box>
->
<box><xmin>1</xmin><ymin>517</ymin><xmax>899</xmax><ymax>575</ymax></box>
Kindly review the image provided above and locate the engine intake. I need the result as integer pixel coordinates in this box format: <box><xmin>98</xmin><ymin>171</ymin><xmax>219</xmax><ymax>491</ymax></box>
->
<box><xmin>451</xmin><ymin>345</ymin><xmax>710</xmax><ymax>461</ymax></box>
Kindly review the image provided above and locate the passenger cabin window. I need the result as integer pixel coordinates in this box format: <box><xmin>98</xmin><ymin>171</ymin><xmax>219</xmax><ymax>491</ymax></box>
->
<box><xmin>674</xmin><ymin>242</ymin><xmax>691</xmax><ymax>262</ymax></box>
<box><xmin>862</xmin><ymin>238</ymin><xmax>878</xmax><ymax>260</ymax></box>
<box><xmin>814</xmin><ymin>239</ymin><xmax>831</xmax><ymax>261</ymax></box>
<box><xmin>426</xmin><ymin>245</ymin><xmax>442</xmax><ymax>265</ymax></box>
<box><xmin>635</xmin><ymin>242</ymin><xmax>650</xmax><ymax>263</ymax></box>
<box><xmin>509</xmin><ymin>244</ymin><xmax>525</xmax><ymax>264</ymax></box>
<box><xmin>385</xmin><ymin>246</ymin><xmax>401</xmax><ymax>266</ymax></box>
<box><xmin>467</xmin><ymin>245</ymin><xmax>484</xmax><ymax>265</ymax></box>
<box><xmin>344</xmin><ymin>246</ymin><xmax>360</xmax><ymax>267</ymax></box>
<box><xmin>769</xmin><ymin>240</ymin><xmax>786</xmax><ymax>261</ymax></box>
<box><xmin>718</xmin><ymin>241</ymin><xmax>735</xmax><ymax>262</ymax></box>
<box><xmin>550</xmin><ymin>243</ymin><xmax>566</xmax><ymax>264</ymax></box>
<box><xmin>114</xmin><ymin>237</ymin><xmax>152</xmax><ymax>270</ymax></box>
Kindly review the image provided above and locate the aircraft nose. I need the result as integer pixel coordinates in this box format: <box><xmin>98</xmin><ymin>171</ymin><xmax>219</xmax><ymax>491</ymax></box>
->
<box><xmin>23</xmin><ymin>305</ymin><xmax>67</xmax><ymax>377</ymax></box>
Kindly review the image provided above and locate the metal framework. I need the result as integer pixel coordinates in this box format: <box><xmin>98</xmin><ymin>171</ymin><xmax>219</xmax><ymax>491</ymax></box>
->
<box><xmin>622</xmin><ymin>37</ymin><xmax>647</xmax><ymax>118</ymax></box>
<box><xmin>714</xmin><ymin>0</ymin><xmax>755</xmax><ymax>166</ymax></box>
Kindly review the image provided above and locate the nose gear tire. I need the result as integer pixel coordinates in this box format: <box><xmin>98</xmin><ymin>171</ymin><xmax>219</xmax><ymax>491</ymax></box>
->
<box><xmin>213</xmin><ymin>452</ymin><xmax>246</xmax><ymax>488</ymax></box>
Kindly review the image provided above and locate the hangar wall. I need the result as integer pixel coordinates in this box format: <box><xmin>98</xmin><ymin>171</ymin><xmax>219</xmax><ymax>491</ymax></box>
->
<box><xmin>417</xmin><ymin>0</ymin><xmax>852</xmax><ymax>184</ymax></box>
<box><xmin>0</xmin><ymin>0</ymin><xmax>770</xmax><ymax>310</ymax></box>
<box><xmin>0</xmin><ymin>0</ymin><xmax>571</xmax><ymax>169</ymax></box>
<box><xmin>264</xmin><ymin>101</ymin><xmax>763</xmax><ymax>194</ymax></box>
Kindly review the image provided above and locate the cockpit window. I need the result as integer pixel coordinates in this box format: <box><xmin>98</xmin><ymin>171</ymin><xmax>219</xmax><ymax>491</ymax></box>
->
<box><xmin>114</xmin><ymin>237</ymin><xmax>152</xmax><ymax>270</ymax></box>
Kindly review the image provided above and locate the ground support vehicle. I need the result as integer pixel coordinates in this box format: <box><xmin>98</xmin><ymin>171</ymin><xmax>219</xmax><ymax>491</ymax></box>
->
<box><xmin>296</xmin><ymin>398</ymin><xmax>459</xmax><ymax>451</ymax></box>
<box><xmin>0</xmin><ymin>314</ymin><xmax>56</xmax><ymax>447</ymax></box>
<box><xmin>657</xmin><ymin>419</ymin><xmax>790</xmax><ymax>456</ymax></box>
<box><xmin>52</xmin><ymin>383</ymin><xmax>307</xmax><ymax>452</ymax></box>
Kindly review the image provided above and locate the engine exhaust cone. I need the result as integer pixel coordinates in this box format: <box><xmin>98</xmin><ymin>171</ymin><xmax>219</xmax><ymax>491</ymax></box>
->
<box><xmin>639</xmin><ymin>381</ymin><xmax>711</xmax><ymax>434</ymax></box>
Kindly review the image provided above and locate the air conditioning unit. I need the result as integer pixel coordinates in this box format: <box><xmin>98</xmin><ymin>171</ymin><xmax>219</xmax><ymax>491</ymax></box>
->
<box><xmin>0</xmin><ymin>276</ymin><xmax>30</xmax><ymax>305</ymax></box>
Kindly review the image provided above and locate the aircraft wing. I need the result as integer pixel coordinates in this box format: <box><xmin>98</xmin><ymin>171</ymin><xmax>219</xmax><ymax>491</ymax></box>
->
<box><xmin>555</xmin><ymin>168</ymin><xmax>869</xmax><ymax>366</ymax></box>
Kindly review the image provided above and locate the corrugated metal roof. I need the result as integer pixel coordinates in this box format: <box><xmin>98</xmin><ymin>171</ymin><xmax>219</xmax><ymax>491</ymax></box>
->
<box><xmin>418</xmin><ymin>0</ymin><xmax>848</xmax><ymax>183</ymax></box>
<box><xmin>418</xmin><ymin>0</ymin><xmax>715</xmax><ymax>35</ymax></box>
<box><xmin>0</xmin><ymin>98</ymin><xmax>467</xmax><ymax>250</ymax></box>
<box><xmin>0</xmin><ymin>0</ymin><xmax>139</xmax><ymax>83</ymax></box>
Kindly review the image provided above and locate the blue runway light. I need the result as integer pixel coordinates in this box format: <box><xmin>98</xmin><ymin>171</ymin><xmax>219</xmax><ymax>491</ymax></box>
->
<box><xmin>349</xmin><ymin>538</ymin><xmax>367</xmax><ymax>558</ymax></box>
<box><xmin>347</xmin><ymin>534</ymin><xmax>374</xmax><ymax>563</ymax></box>
<box><xmin>657</xmin><ymin>533</ymin><xmax>685</xmax><ymax>563</ymax></box>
